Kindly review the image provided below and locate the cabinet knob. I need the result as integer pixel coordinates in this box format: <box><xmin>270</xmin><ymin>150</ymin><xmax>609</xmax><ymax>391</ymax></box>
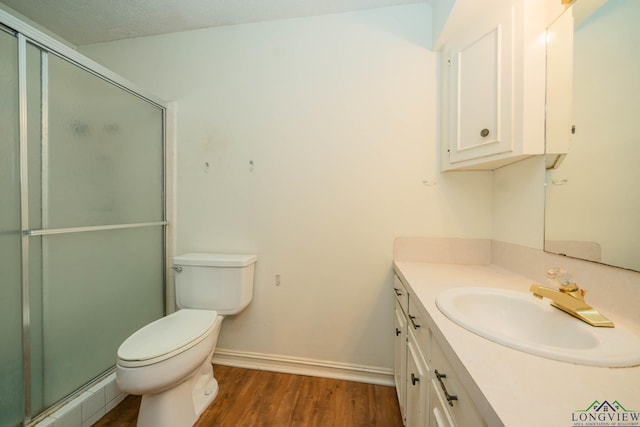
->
<box><xmin>395</xmin><ymin>327</ymin><xmax>402</xmax><ymax>336</ymax></box>
<box><xmin>480</xmin><ymin>128</ymin><xmax>490</xmax><ymax>137</ymax></box>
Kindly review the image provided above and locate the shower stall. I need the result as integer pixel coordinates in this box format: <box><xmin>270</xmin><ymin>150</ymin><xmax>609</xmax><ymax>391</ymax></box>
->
<box><xmin>1</xmin><ymin>11</ymin><xmax>170</xmax><ymax>427</ymax></box>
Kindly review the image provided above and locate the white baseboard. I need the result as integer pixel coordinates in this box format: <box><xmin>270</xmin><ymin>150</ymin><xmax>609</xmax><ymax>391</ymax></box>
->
<box><xmin>211</xmin><ymin>349</ymin><xmax>394</xmax><ymax>387</ymax></box>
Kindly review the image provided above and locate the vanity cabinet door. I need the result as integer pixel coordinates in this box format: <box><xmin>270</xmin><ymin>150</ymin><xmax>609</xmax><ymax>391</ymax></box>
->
<box><xmin>406</xmin><ymin>329</ymin><xmax>430</xmax><ymax>427</ymax></box>
<box><xmin>394</xmin><ymin>299</ymin><xmax>408</xmax><ymax>423</ymax></box>
<box><xmin>431</xmin><ymin>337</ymin><xmax>485</xmax><ymax>427</ymax></box>
<box><xmin>394</xmin><ymin>274</ymin><xmax>409</xmax><ymax>313</ymax></box>
<box><xmin>408</xmin><ymin>297</ymin><xmax>430</xmax><ymax>359</ymax></box>
<box><xmin>430</xmin><ymin>380</ymin><xmax>456</xmax><ymax>427</ymax></box>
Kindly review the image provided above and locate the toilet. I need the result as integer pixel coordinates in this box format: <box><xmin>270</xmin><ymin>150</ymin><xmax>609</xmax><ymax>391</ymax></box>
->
<box><xmin>116</xmin><ymin>253</ymin><xmax>256</xmax><ymax>427</ymax></box>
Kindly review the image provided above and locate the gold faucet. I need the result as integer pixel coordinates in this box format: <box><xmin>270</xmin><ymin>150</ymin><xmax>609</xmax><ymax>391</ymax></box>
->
<box><xmin>529</xmin><ymin>282</ymin><xmax>614</xmax><ymax>327</ymax></box>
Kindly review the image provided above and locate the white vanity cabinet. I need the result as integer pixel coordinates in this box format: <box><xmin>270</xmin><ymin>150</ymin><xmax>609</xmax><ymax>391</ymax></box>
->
<box><xmin>405</xmin><ymin>296</ymin><xmax>431</xmax><ymax>427</ymax></box>
<box><xmin>393</xmin><ymin>276</ymin><xmax>409</xmax><ymax>423</ymax></box>
<box><xmin>440</xmin><ymin>0</ymin><xmax>547</xmax><ymax>171</ymax></box>
<box><xmin>429</xmin><ymin>379</ymin><xmax>455</xmax><ymax>427</ymax></box>
<box><xmin>394</xmin><ymin>300</ymin><xmax>408</xmax><ymax>420</ymax></box>
<box><xmin>394</xmin><ymin>274</ymin><xmax>431</xmax><ymax>427</ymax></box>
<box><xmin>430</xmin><ymin>335</ymin><xmax>486</xmax><ymax>427</ymax></box>
<box><xmin>393</xmin><ymin>274</ymin><xmax>485</xmax><ymax>427</ymax></box>
<box><xmin>406</xmin><ymin>328</ymin><xmax>430</xmax><ymax>427</ymax></box>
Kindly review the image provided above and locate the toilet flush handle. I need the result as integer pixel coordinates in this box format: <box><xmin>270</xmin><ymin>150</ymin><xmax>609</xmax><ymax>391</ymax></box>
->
<box><xmin>172</xmin><ymin>266</ymin><xmax>182</xmax><ymax>272</ymax></box>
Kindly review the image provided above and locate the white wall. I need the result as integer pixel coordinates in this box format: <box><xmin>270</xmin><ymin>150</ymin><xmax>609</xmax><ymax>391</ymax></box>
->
<box><xmin>492</xmin><ymin>157</ymin><xmax>545</xmax><ymax>249</ymax></box>
<box><xmin>80</xmin><ymin>4</ymin><xmax>493</xmax><ymax>370</ymax></box>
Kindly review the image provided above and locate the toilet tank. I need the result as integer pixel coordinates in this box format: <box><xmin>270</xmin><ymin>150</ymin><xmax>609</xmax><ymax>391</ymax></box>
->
<box><xmin>173</xmin><ymin>253</ymin><xmax>256</xmax><ymax>315</ymax></box>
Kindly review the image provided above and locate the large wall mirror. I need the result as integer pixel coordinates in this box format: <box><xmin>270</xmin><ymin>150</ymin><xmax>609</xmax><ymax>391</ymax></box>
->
<box><xmin>545</xmin><ymin>0</ymin><xmax>640</xmax><ymax>272</ymax></box>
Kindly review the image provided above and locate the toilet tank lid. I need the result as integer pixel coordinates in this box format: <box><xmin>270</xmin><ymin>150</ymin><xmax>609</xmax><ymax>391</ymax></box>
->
<box><xmin>173</xmin><ymin>253</ymin><xmax>257</xmax><ymax>267</ymax></box>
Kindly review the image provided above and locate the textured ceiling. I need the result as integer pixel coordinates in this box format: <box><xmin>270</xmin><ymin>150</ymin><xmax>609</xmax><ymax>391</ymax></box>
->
<box><xmin>1</xmin><ymin>0</ymin><xmax>427</xmax><ymax>46</ymax></box>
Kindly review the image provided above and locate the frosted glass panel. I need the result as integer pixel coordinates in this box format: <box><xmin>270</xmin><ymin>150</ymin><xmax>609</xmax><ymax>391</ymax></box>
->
<box><xmin>0</xmin><ymin>29</ymin><xmax>24</xmax><ymax>427</ymax></box>
<box><xmin>26</xmin><ymin>43</ymin><xmax>46</xmax><ymax>415</ymax></box>
<box><xmin>39</xmin><ymin>227</ymin><xmax>164</xmax><ymax>406</ymax></box>
<box><xmin>1</xmin><ymin>20</ymin><xmax>166</xmax><ymax>423</ymax></box>
<box><xmin>46</xmin><ymin>54</ymin><xmax>163</xmax><ymax>229</ymax></box>
<box><xmin>29</xmin><ymin>237</ymin><xmax>46</xmax><ymax>417</ymax></box>
<box><xmin>27</xmin><ymin>43</ymin><xmax>43</xmax><ymax>230</ymax></box>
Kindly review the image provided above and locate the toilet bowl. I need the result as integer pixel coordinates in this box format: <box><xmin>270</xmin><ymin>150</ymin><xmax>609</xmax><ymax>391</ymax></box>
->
<box><xmin>116</xmin><ymin>253</ymin><xmax>256</xmax><ymax>427</ymax></box>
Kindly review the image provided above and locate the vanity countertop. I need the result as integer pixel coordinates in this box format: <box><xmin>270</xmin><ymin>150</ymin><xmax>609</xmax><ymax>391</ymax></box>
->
<box><xmin>394</xmin><ymin>261</ymin><xmax>640</xmax><ymax>427</ymax></box>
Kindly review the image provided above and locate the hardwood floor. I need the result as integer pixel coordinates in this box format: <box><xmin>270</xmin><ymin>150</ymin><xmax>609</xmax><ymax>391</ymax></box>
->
<box><xmin>94</xmin><ymin>365</ymin><xmax>403</xmax><ymax>426</ymax></box>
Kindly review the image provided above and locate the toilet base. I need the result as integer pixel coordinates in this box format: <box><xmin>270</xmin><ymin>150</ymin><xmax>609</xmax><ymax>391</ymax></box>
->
<box><xmin>117</xmin><ymin>313</ymin><xmax>225</xmax><ymax>427</ymax></box>
<box><xmin>137</xmin><ymin>361</ymin><xmax>219</xmax><ymax>427</ymax></box>
<box><xmin>191</xmin><ymin>354</ymin><xmax>219</xmax><ymax>416</ymax></box>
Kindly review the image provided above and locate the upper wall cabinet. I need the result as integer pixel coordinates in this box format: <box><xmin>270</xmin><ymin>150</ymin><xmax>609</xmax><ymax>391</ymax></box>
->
<box><xmin>544</xmin><ymin>7</ymin><xmax>574</xmax><ymax>169</ymax></box>
<box><xmin>439</xmin><ymin>0</ymin><xmax>548</xmax><ymax>171</ymax></box>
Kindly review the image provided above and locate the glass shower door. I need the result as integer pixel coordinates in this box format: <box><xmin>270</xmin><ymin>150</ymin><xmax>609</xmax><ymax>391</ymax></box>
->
<box><xmin>1</xmin><ymin>13</ymin><xmax>168</xmax><ymax>423</ymax></box>
<box><xmin>26</xmin><ymin>46</ymin><xmax>166</xmax><ymax>413</ymax></box>
<box><xmin>0</xmin><ymin>27</ymin><xmax>24</xmax><ymax>427</ymax></box>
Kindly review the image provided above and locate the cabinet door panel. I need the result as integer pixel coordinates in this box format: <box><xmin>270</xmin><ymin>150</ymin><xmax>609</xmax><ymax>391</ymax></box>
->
<box><xmin>430</xmin><ymin>380</ymin><xmax>456</xmax><ymax>427</ymax></box>
<box><xmin>394</xmin><ymin>302</ymin><xmax>407</xmax><ymax>422</ymax></box>
<box><xmin>447</xmin><ymin>6</ymin><xmax>514</xmax><ymax>164</ymax></box>
<box><xmin>457</xmin><ymin>28</ymin><xmax>500</xmax><ymax>151</ymax></box>
<box><xmin>406</xmin><ymin>331</ymin><xmax>429</xmax><ymax>427</ymax></box>
<box><xmin>431</xmin><ymin>337</ymin><xmax>486</xmax><ymax>426</ymax></box>
<box><xmin>394</xmin><ymin>275</ymin><xmax>409</xmax><ymax>313</ymax></box>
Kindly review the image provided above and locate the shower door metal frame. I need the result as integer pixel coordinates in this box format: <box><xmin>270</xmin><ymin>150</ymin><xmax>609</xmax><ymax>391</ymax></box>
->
<box><xmin>0</xmin><ymin>9</ymin><xmax>176</xmax><ymax>425</ymax></box>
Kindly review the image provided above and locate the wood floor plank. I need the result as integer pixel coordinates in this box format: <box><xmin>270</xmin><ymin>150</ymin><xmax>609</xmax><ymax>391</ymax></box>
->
<box><xmin>269</xmin><ymin>372</ymin><xmax>303</xmax><ymax>425</ymax></box>
<box><xmin>94</xmin><ymin>365</ymin><xmax>403</xmax><ymax>426</ymax></box>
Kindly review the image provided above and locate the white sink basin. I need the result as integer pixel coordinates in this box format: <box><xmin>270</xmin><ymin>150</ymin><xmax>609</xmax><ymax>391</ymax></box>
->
<box><xmin>436</xmin><ymin>287</ymin><xmax>640</xmax><ymax>367</ymax></box>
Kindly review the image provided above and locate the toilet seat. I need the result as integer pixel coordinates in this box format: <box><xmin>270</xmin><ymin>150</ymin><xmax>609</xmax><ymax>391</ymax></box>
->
<box><xmin>117</xmin><ymin>309</ymin><xmax>218</xmax><ymax>368</ymax></box>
